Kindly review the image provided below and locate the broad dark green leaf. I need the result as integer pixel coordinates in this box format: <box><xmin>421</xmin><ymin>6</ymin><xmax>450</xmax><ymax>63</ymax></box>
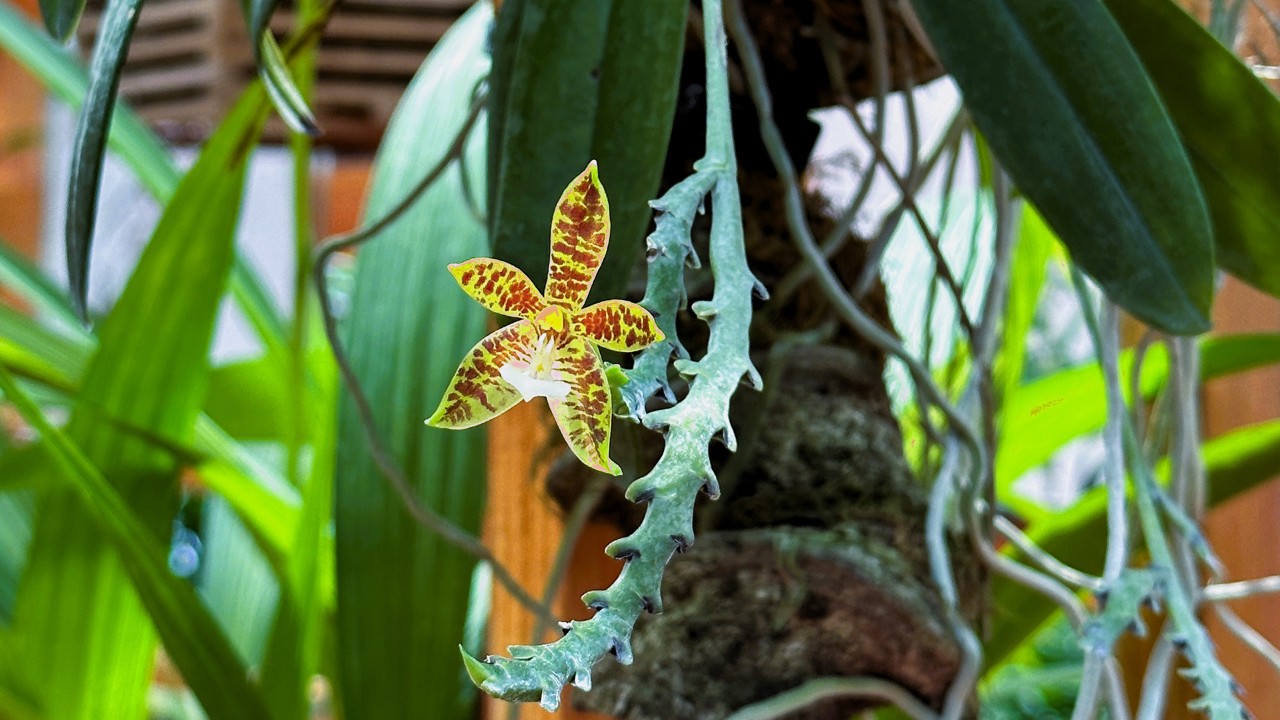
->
<box><xmin>910</xmin><ymin>0</ymin><xmax>1215</xmax><ymax>334</ymax></box>
<box><xmin>335</xmin><ymin>5</ymin><xmax>491</xmax><ymax>718</ymax></box>
<box><xmin>988</xmin><ymin>417</ymin><xmax>1280</xmax><ymax>665</ymax></box>
<box><xmin>0</xmin><ymin>368</ymin><xmax>273</xmax><ymax>720</ymax></box>
<box><xmin>1105</xmin><ymin>0</ymin><xmax>1280</xmax><ymax>299</ymax></box>
<box><xmin>64</xmin><ymin>0</ymin><xmax>142</xmax><ymax>321</ymax></box>
<box><xmin>37</xmin><ymin>0</ymin><xmax>80</xmax><ymax>42</ymax></box>
<box><xmin>10</xmin><ymin>79</ymin><xmax>270</xmax><ymax>719</ymax></box>
<box><xmin>997</xmin><ymin>333</ymin><xmax>1280</xmax><ymax>515</ymax></box>
<box><xmin>488</xmin><ymin>0</ymin><xmax>686</xmax><ymax>300</ymax></box>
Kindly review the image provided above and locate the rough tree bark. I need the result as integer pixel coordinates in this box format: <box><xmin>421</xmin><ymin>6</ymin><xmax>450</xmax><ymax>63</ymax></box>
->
<box><xmin>541</xmin><ymin>2</ymin><xmax>983</xmax><ymax>718</ymax></box>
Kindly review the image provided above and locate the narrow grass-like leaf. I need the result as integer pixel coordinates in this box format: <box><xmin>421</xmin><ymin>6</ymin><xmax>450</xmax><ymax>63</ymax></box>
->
<box><xmin>37</xmin><ymin>0</ymin><xmax>80</xmax><ymax>42</ymax></box>
<box><xmin>200</xmin><ymin>495</ymin><xmax>281</xmax><ymax>667</ymax></box>
<box><xmin>206</xmin><ymin>356</ymin><xmax>292</xmax><ymax>440</ymax></box>
<box><xmin>260</xmin><ymin>358</ymin><xmax>335</xmax><ymax>720</ymax></box>
<box><xmin>0</xmin><ymin>624</ymin><xmax>39</xmax><ymax>720</ymax></box>
<box><xmin>989</xmin><ymin>417</ymin><xmax>1280</xmax><ymax>665</ymax></box>
<box><xmin>0</xmin><ymin>367</ymin><xmax>272</xmax><ymax>720</ymax></box>
<box><xmin>258</xmin><ymin>32</ymin><xmax>319</xmax><ymax>136</ymax></box>
<box><xmin>994</xmin><ymin>205</ymin><xmax>1051</xmax><ymax>408</ymax></box>
<box><xmin>997</xmin><ymin>333</ymin><xmax>1280</xmax><ymax>512</ymax></box>
<box><xmin>64</xmin><ymin>0</ymin><xmax>143</xmax><ymax>321</ymax></box>
<box><xmin>10</xmin><ymin>81</ymin><xmax>269</xmax><ymax>719</ymax></box>
<box><xmin>910</xmin><ymin>0</ymin><xmax>1215</xmax><ymax>334</ymax></box>
<box><xmin>0</xmin><ymin>285</ymin><xmax>301</xmax><ymax>563</ymax></box>
<box><xmin>0</xmin><ymin>240</ymin><xmax>78</xmax><ymax>327</ymax></box>
<box><xmin>334</xmin><ymin>5</ymin><xmax>491</xmax><ymax>718</ymax></box>
<box><xmin>1105</xmin><ymin>0</ymin><xmax>1280</xmax><ymax>298</ymax></box>
<box><xmin>0</xmin><ymin>0</ymin><xmax>289</xmax><ymax>351</ymax></box>
<box><xmin>488</xmin><ymin>0</ymin><xmax>685</xmax><ymax>301</ymax></box>
<box><xmin>0</xmin><ymin>489</ymin><xmax>33</xmax><ymax>623</ymax></box>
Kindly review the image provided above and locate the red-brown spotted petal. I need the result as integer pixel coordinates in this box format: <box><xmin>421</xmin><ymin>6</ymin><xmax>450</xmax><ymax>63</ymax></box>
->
<box><xmin>545</xmin><ymin>161</ymin><xmax>610</xmax><ymax>310</ymax></box>
<box><xmin>547</xmin><ymin>336</ymin><xmax>619</xmax><ymax>475</ymax></box>
<box><xmin>426</xmin><ymin>320</ymin><xmax>538</xmax><ymax>429</ymax></box>
<box><xmin>572</xmin><ymin>300</ymin><xmax>665</xmax><ymax>353</ymax></box>
<box><xmin>449</xmin><ymin>258</ymin><xmax>547</xmax><ymax>319</ymax></box>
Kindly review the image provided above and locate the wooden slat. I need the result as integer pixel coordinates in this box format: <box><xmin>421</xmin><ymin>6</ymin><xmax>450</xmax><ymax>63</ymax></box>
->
<box><xmin>271</xmin><ymin>11</ymin><xmax>452</xmax><ymax>43</ymax></box>
<box><xmin>79</xmin><ymin>0</ymin><xmax>215</xmax><ymax>37</ymax></box>
<box><xmin>339</xmin><ymin>0</ymin><xmax>472</xmax><ymax>11</ymax></box>
<box><xmin>315</xmin><ymin>46</ymin><xmax>427</xmax><ymax>76</ymax></box>
<box><xmin>120</xmin><ymin>29</ymin><xmax>208</xmax><ymax>65</ymax></box>
<box><xmin>118</xmin><ymin>61</ymin><xmax>218</xmax><ymax>98</ymax></box>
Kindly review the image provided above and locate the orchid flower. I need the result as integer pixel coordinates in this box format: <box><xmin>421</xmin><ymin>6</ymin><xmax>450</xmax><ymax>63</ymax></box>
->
<box><xmin>426</xmin><ymin>161</ymin><xmax>664</xmax><ymax>475</ymax></box>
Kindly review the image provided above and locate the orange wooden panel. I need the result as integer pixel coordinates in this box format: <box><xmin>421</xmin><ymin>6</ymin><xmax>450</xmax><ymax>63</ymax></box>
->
<box><xmin>483</xmin><ymin>399</ymin><xmax>616</xmax><ymax>720</ymax></box>
<box><xmin>324</xmin><ymin>157</ymin><xmax>373</xmax><ymax>235</ymax></box>
<box><xmin>1202</xmin><ymin>278</ymin><xmax>1280</xmax><ymax>718</ymax></box>
<box><xmin>0</xmin><ymin>0</ymin><xmax>44</xmax><ymax>259</ymax></box>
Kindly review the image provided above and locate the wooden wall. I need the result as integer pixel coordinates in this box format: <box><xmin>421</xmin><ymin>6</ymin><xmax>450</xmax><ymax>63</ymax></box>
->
<box><xmin>0</xmin><ymin>0</ymin><xmax>42</xmax><ymax>259</ymax></box>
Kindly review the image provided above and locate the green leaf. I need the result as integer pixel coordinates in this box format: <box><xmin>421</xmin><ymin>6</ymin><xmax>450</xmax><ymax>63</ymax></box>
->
<box><xmin>207</xmin><ymin>356</ymin><xmax>292</xmax><ymax>440</ymax></box>
<box><xmin>0</xmin><ymin>274</ymin><xmax>301</xmax><ymax>565</ymax></box>
<box><xmin>488</xmin><ymin>0</ymin><xmax>686</xmax><ymax>301</ymax></box>
<box><xmin>64</xmin><ymin>0</ymin><xmax>143</xmax><ymax>321</ymax></box>
<box><xmin>997</xmin><ymin>333</ymin><xmax>1280</xmax><ymax>516</ymax></box>
<box><xmin>0</xmin><ymin>0</ymin><xmax>289</xmax><ymax>354</ymax></box>
<box><xmin>10</xmin><ymin>79</ymin><xmax>270</xmax><ymax>719</ymax></box>
<box><xmin>199</xmin><ymin>495</ymin><xmax>281</xmax><ymax>668</ymax></box>
<box><xmin>0</xmin><ymin>367</ymin><xmax>273</xmax><ymax>720</ymax></box>
<box><xmin>0</xmin><ymin>489</ymin><xmax>33</xmax><ymax>623</ymax></box>
<box><xmin>257</xmin><ymin>31</ymin><xmax>319</xmax><ymax>137</ymax></box>
<box><xmin>988</xmin><ymin>416</ymin><xmax>1280</xmax><ymax>666</ymax></box>
<box><xmin>334</xmin><ymin>5</ymin><xmax>492</xmax><ymax>718</ymax></box>
<box><xmin>994</xmin><ymin>205</ymin><xmax>1052</xmax><ymax>408</ymax></box>
<box><xmin>0</xmin><ymin>240</ymin><xmax>78</xmax><ymax>328</ymax></box>
<box><xmin>1105</xmin><ymin>0</ymin><xmax>1280</xmax><ymax>299</ymax></box>
<box><xmin>37</xmin><ymin>0</ymin><xmax>81</xmax><ymax>42</ymax></box>
<box><xmin>239</xmin><ymin>0</ymin><xmax>319</xmax><ymax>137</ymax></box>
<box><xmin>259</xmin><ymin>359</ymin><xmax>336</xmax><ymax>720</ymax></box>
<box><xmin>909</xmin><ymin>0</ymin><xmax>1215</xmax><ymax>334</ymax></box>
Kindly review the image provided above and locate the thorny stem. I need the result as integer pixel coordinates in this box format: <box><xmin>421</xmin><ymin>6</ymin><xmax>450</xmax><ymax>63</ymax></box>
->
<box><xmin>311</xmin><ymin>90</ymin><xmax>554</xmax><ymax>628</ymax></box>
<box><xmin>1072</xmin><ymin>269</ymin><xmax>1244</xmax><ymax>718</ymax></box>
<box><xmin>507</xmin><ymin>476</ymin><xmax>610</xmax><ymax>720</ymax></box>
<box><xmin>460</xmin><ymin>0</ymin><xmax>762</xmax><ymax>709</ymax></box>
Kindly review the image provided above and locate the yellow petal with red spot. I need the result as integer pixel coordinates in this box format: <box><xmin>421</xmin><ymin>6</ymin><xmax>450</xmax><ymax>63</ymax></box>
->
<box><xmin>426</xmin><ymin>320</ymin><xmax>538</xmax><ymax>429</ymax></box>
<box><xmin>545</xmin><ymin>161</ymin><xmax>610</xmax><ymax>310</ymax></box>
<box><xmin>572</xmin><ymin>299</ymin><xmax>665</xmax><ymax>353</ymax></box>
<box><xmin>448</xmin><ymin>258</ymin><xmax>547</xmax><ymax>319</ymax></box>
<box><xmin>547</xmin><ymin>336</ymin><xmax>619</xmax><ymax>475</ymax></box>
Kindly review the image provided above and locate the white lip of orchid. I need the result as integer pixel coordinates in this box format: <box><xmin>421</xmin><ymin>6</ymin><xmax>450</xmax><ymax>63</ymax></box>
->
<box><xmin>499</xmin><ymin>333</ymin><xmax>571</xmax><ymax>402</ymax></box>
